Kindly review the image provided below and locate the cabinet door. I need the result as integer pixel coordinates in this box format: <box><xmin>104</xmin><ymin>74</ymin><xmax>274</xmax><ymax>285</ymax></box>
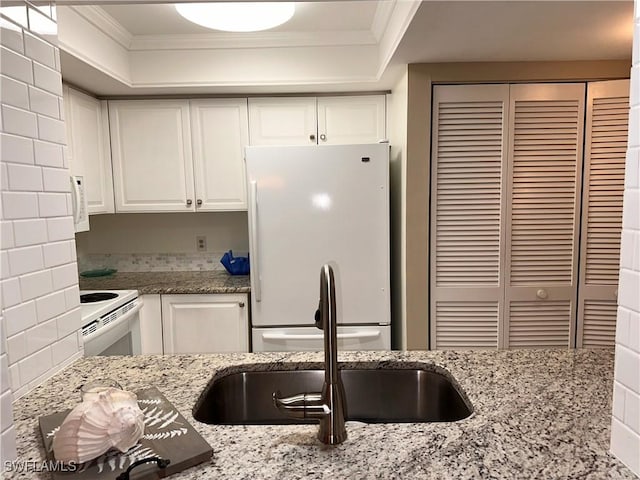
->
<box><xmin>64</xmin><ymin>87</ymin><xmax>114</xmax><ymax>214</ymax></box>
<box><xmin>577</xmin><ymin>79</ymin><xmax>630</xmax><ymax>348</ymax></box>
<box><xmin>109</xmin><ymin>100</ymin><xmax>195</xmax><ymax>212</ymax></box>
<box><xmin>504</xmin><ymin>83</ymin><xmax>585</xmax><ymax>349</ymax></box>
<box><xmin>248</xmin><ymin>97</ymin><xmax>317</xmax><ymax>145</ymax></box>
<box><xmin>317</xmin><ymin>95</ymin><xmax>386</xmax><ymax>144</ymax></box>
<box><xmin>139</xmin><ymin>294</ymin><xmax>163</xmax><ymax>354</ymax></box>
<box><xmin>161</xmin><ymin>294</ymin><xmax>248</xmax><ymax>354</ymax></box>
<box><xmin>190</xmin><ymin>99</ymin><xmax>248</xmax><ymax>211</ymax></box>
<box><xmin>430</xmin><ymin>84</ymin><xmax>509</xmax><ymax>350</ymax></box>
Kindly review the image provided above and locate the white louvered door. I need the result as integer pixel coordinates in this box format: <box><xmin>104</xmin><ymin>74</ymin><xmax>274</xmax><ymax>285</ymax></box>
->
<box><xmin>577</xmin><ymin>80</ymin><xmax>630</xmax><ymax>347</ymax></box>
<box><xmin>504</xmin><ymin>84</ymin><xmax>585</xmax><ymax>349</ymax></box>
<box><xmin>430</xmin><ymin>85</ymin><xmax>509</xmax><ymax>349</ymax></box>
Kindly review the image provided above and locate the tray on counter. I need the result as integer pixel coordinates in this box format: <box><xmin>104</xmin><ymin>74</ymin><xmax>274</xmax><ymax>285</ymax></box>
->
<box><xmin>39</xmin><ymin>387</ymin><xmax>213</xmax><ymax>479</ymax></box>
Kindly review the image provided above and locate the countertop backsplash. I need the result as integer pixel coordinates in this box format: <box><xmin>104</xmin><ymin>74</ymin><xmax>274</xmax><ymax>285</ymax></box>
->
<box><xmin>77</xmin><ymin>253</ymin><xmax>232</xmax><ymax>273</ymax></box>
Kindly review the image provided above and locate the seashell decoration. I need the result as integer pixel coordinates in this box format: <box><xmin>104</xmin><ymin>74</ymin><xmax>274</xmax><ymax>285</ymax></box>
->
<box><xmin>53</xmin><ymin>388</ymin><xmax>145</xmax><ymax>464</ymax></box>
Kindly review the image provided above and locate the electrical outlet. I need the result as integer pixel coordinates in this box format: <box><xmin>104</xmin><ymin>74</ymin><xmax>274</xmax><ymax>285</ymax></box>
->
<box><xmin>196</xmin><ymin>236</ymin><xmax>207</xmax><ymax>252</ymax></box>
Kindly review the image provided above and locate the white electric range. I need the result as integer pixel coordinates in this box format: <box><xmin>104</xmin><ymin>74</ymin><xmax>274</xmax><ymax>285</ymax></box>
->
<box><xmin>80</xmin><ymin>290</ymin><xmax>142</xmax><ymax>356</ymax></box>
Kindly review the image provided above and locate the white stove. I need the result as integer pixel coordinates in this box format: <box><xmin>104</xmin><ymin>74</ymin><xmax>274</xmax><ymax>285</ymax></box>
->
<box><xmin>80</xmin><ymin>290</ymin><xmax>142</xmax><ymax>356</ymax></box>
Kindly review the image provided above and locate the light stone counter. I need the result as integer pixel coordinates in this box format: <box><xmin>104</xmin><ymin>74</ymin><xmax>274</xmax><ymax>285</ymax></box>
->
<box><xmin>7</xmin><ymin>350</ymin><xmax>636</xmax><ymax>479</ymax></box>
<box><xmin>78</xmin><ymin>270</ymin><xmax>250</xmax><ymax>295</ymax></box>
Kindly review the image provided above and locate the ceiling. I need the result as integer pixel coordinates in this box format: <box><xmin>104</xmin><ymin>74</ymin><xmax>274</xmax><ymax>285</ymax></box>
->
<box><xmin>57</xmin><ymin>1</ymin><xmax>635</xmax><ymax>96</ymax></box>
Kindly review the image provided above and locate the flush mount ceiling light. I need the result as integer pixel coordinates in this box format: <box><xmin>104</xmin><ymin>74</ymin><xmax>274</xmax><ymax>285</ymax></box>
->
<box><xmin>175</xmin><ymin>2</ymin><xmax>295</xmax><ymax>32</ymax></box>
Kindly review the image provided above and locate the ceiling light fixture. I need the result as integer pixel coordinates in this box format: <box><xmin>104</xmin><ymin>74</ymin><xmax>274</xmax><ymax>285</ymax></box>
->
<box><xmin>175</xmin><ymin>2</ymin><xmax>295</xmax><ymax>32</ymax></box>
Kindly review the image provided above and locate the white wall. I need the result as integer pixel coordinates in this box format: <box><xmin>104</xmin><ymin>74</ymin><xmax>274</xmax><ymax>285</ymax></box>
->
<box><xmin>1</xmin><ymin>2</ymin><xmax>83</xmax><ymax>465</ymax></box>
<box><xmin>610</xmin><ymin>0</ymin><xmax>640</xmax><ymax>475</ymax></box>
<box><xmin>387</xmin><ymin>67</ymin><xmax>408</xmax><ymax>349</ymax></box>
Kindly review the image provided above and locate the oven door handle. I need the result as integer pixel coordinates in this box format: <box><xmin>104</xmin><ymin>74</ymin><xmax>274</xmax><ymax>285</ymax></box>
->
<box><xmin>82</xmin><ymin>300</ymin><xmax>143</xmax><ymax>344</ymax></box>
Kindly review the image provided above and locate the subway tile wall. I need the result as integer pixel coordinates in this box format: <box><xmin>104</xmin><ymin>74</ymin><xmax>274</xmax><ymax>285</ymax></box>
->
<box><xmin>611</xmin><ymin>0</ymin><xmax>640</xmax><ymax>476</ymax></box>
<box><xmin>1</xmin><ymin>2</ymin><xmax>83</xmax><ymax>466</ymax></box>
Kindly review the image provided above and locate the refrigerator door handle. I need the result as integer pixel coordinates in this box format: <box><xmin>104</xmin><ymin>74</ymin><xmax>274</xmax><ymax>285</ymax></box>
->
<box><xmin>249</xmin><ymin>180</ymin><xmax>261</xmax><ymax>302</ymax></box>
<box><xmin>262</xmin><ymin>331</ymin><xmax>381</xmax><ymax>341</ymax></box>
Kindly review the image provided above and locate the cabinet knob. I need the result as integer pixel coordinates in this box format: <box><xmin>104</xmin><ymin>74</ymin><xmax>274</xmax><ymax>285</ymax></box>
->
<box><xmin>186</xmin><ymin>199</ymin><xmax>193</xmax><ymax>206</ymax></box>
<box><xmin>309</xmin><ymin>134</ymin><xmax>316</xmax><ymax>141</ymax></box>
<box><xmin>197</xmin><ymin>199</ymin><xmax>203</xmax><ymax>206</ymax></box>
<box><xmin>239</xmin><ymin>302</ymin><xmax>245</xmax><ymax>308</ymax></box>
<box><xmin>319</xmin><ymin>133</ymin><xmax>327</xmax><ymax>142</ymax></box>
<box><xmin>536</xmin><ymin>289</ymin><xmax>548</xmax><ymax>300</ymax></box>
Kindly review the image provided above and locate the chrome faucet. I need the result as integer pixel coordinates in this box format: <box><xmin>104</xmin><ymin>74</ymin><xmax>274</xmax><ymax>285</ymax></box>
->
<box><xmin>273</xmin><ymin>264</ymin><xmax>347</xmax><ymax>445</ymax></box>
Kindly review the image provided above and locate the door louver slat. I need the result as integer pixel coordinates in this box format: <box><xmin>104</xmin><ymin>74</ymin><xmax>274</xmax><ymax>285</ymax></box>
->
<box><xmin>582</xmin><ymin>300</ymin><xmax>618</xmax><ymax>347</ymax></box>
<box><xmin>585</xmin><ymin>96</ymin><xmax>628</xmax><ymax>284</ymax></box>
<box><xmin>509</xmin><ymin>301</ymin><xmax>571</xmax><ymax>348</ymax></box>
<box><xmin>435</xmin><ymin>99</ymin><xmax>503</xmax><ymax>286</ymax></box>
<box><xmin>509</xmin><ymin>99</ymin><xmax>580</xmax><ymax>286</ymax></box>
<box><xmin>436</xmin><ymin>302</ymin><xmax>499</xmax><ymax>349</ymax></box>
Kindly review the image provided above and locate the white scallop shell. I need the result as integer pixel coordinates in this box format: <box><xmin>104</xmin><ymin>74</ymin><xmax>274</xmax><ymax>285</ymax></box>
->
<box><xmin>53</xmin><ymin>388</ymin><xmax>145</xmax><ymax>464</ymax></box>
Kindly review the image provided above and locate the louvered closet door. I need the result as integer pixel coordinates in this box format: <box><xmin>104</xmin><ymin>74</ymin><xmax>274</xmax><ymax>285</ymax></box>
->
<box><xmin>577</xmin><ymin>80</ymin><xmax>630</xmax><ymax>348</ymax></box>
<box><xmin>430</xmin><ymin>85</ymin><xmax>509</xmax><ymax>349</ymax></box>
<box><xmin>504</xmin><ymin>84</ymin><xmax>585</xmax><ymax>349</ymax></box>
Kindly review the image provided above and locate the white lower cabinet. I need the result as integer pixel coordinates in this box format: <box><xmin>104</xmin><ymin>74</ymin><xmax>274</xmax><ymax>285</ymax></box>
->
<box><xmin>161</xmin><ymin>294</ymin><xmax>249</xmax><ymax>354</ymax></box>
<box><xmin>139</xmin><ymin>294</ymin><xmax>163</xmax><ymax>354</ymax></box>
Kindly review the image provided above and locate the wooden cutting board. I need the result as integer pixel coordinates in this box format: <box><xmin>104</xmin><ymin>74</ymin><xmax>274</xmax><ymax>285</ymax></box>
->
<box><xmin>39</xmin><ymin>387</ymin><xmax>213</xmax><ymax>479</ymax></box>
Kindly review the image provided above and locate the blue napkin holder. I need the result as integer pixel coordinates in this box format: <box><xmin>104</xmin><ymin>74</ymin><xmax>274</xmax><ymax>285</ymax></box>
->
<box><xmin>220</xmin><ymin>250</ymin><xmax>250</xmax><ymax>275</ymax></box>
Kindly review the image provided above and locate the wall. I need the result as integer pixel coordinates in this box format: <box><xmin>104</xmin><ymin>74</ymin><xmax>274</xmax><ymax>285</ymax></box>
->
<box><xmin>74</xmin><ymin>211</ymin><xmax>249</xmax><ymax>272</ymax></box>
<box><xmin>611</xmin><ymin>0</ymin><xmax>640</xmax><ymax>475</ymax></box>
<box><xmin>387</xmin><ymin>67</ymin><xmax>408</xmax><ymax>349</ymax></box>
<box><xmin>1</xmin><ymin>1</ymin><xmax>82</xmax><ymax>465</ymax></box>
<box><xmin>404</xmin><ymin>60</ymin><xmax>632</xmax><ymax>349</ymax></box>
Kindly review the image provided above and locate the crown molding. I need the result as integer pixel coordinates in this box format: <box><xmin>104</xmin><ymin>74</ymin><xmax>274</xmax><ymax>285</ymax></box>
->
<box><xmin>129</xmin><ymin>30</ymin><xmax>378</xmax><ymax>51</ymax></box>
<box><xmin>371</xmin><ymin>0</ymin><xmax>395</xmax><ymax>43</ymax></box>
<box><xmin>67</xmin><ymin>5</ymin><xmax>132</xmax><ymax>49</ymax></box>
<box><xmin>376</xmin><ymin>0</ymin><xmax>421</xmax><ymax>78</ymax></box>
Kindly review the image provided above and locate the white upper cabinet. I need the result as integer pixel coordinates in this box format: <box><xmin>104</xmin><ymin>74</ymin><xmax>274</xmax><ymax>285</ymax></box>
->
<box><xmin>248</xmin><ymin>97</ymin><xmax>317</xmax><ymax>145</ymax></box>
<box><xmin>317</xmin><ymin>95</ymin><xmax>386</xmax><ymax>144</ymax></box>
<box><xmin>190</xmin><ymin>99</ymin><xmax>249</xmax><ymax>210</ymax></box>
<box><xmin>248</xmin><ymin>95</ymin><xmax>386</xmax><ymax>145</ymax></box>
<box><xmin>64</xmin><ymin>86</ymin><xmax>114</xmax><ymax>214</ymax></box>
<box><xmin>109</xmin><ymin>100</ymin><xmax>194</xmax><ymax>212</ymax></box>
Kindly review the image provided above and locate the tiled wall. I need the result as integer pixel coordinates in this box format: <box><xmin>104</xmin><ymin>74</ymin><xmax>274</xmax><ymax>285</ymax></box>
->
<box><xmin>77</xmin><ymin>252</ymin><xmax>231</xmax><ymax>273</ymax></box>
<box><xmin>611</xmin><ymin>0</ymin><xmax>640</xmax><ymax>476</ymax></box>
<box><xmin>1</xmin><ymin>2</ymin><xmax>83</xmax><ymax>465</ymax></box>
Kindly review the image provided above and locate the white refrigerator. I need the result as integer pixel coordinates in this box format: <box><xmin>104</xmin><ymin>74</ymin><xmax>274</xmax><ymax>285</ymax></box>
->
<box><xmin>245</xmin><ymin>143</ymin><xmax>391</xmax><ymax>352</ymax></box>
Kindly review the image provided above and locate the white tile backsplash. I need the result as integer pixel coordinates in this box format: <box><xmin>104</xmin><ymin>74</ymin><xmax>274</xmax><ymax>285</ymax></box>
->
<box><xmin>1</xmin><ymin>278</ymin><xmax>21</xmax><ymax>308</ymax></box>
<box><xmin>32</xmin><ymin>62</ymin><xmax>61</xmax><ymax>96</ymax></box>
<box><xmin>0</xmin><ymin>132</ymin><xmax>34</xmax><ymax>164</ymax></box>
<box><xmin>37</xmin><ymin>191</ymin><xmax>67</xmax><ymax>217</ymax></box>
<box><xmin>51</xmin><ymin>332</ymin><xmax>77</xmax><ymax>366</ymax></box>
<box><xmin>51</xmin><ymin>263</ymin><xmax>78</xmax><ymax>290</ymax></box>
<box><xmin>17</xmin><ymin>346</ymin><xmax>52</xmax><ymax>384</ymax></box>
<box><xmin>19</xmin><ymin>269</ymin><xmax>52</xmax><ymax>300</ymax></box>
<box><xmin>6</xmin><ymin>331</ymin><xmax>26</xmax><ymax>364</ymax></box>
<box><xmin>0</xmin><ymin>23</ymin><xmax>24</xmax><ymax>54</ymax></box>
<box><xmin>55</xmin><ymin>307</ymin><xmax>80</xmax><ymax>338</ymax></box>
<box><xmin>1</xmin><ymin>74</ymin><xmax>29</xmax><ymax>109</ymax></box>
<box><xmin>3</xmin><ymin>301</ymin><xmax>36</xmax><ymax>337</ymax></box>
<box><xmin>0</xmin><ymin>46</ymin><xmax>33</xmax><ymax>84</ymax></box>
<box><xmin>37</xmin><ymin>114</ymin><xmax>65</xmax><ymax>144</ymax></box>
<box><xmin>7</xmin><ymin>163</ymin><xmax>42</xmax><ymax>191</ymax></box>
<box><xmin>2</xmin><ymin>191</ymin><xmax>38</xmax><ymax>219</ymax></box>
<box><xmin>12</xmin><ymin>218</ymin><xmax>47</xmax><ymax>246</ymax></box>
<box><xmin>41</xmin><ymin>166</ymin><xmax>69</xmax><ymax>192</ymax></box>
<box><xmin>25</xmin><ymin>318</ymin><xmax>56</xmax><ymax>354</ymax></box>
<box><xmin>611</xmin><ymin>5</ymin><xmax>640</xmax><ymax>476</ymax></box>
<box><xmin>35</xmin><ymin>289</ymin><xmax>66</xmax><ymax>322</ymax></box>
<box><xmin>1</xmin><ymin>220</ymin><xmax>15</xmax><ymax>249</ymax></box>
<box><xmin>43</xmin><ymin>240</ymin><xmax>73</xmax><ymax>268</ymax></box>
<box><xmin>1</xmin><ymin>104</ymin><xmax>37</xmax><ymax>137</ymax></box>
<box><xmin>8</xmin><ymin>245</ymin><xmax>43</xmax><ymax>276</ymax></box>
<box><xmin>23</xmin><ymin>32</ymin><xmax>55</xmax><ymax>70</ymax></box>
<box><xmin>33</xmin><ymin>139</ymin><xmax>63</xmax><ymax>167</ymax></box>
<box><xmin>29</xmin><ymin>85</ymin><xmax>59</xmax><ymax>118</ymax></box>
<box><xmin>46</xmin><ymin>216</ymin><xmax>74</xmax><ymax>241</ymax></box>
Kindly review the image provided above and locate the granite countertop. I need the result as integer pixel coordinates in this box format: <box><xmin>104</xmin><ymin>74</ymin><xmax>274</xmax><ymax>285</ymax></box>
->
<box><xmin>7</xmin><ymin>350</ymin><xmax>636</xmax><ymax>479</ymax></box>
<box><xmin>78</xmin><ymin>271</ymin><xmax>250</xmax><ymax>295</ymax></box>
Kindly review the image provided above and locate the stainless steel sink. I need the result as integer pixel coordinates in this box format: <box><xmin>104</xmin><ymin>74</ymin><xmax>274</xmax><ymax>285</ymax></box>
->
<box><xmin>193</xmin><ymin>362</ymin><xmax>473</xmax><ymax>425</ymax></box>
